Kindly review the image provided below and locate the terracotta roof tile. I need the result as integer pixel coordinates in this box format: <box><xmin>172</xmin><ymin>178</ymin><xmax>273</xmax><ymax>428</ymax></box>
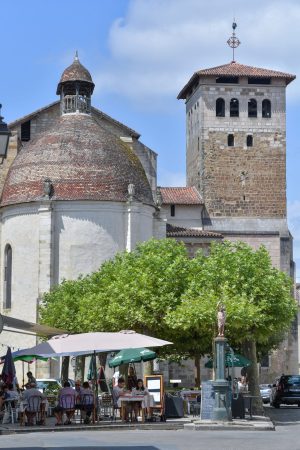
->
<box><xmin>56</xmin><ymin>57</ymin><xmax>95</xmax><ymax>94</ymax></box>
<box><xmin>166</xmin><ymin>224</ymin><xmax>223</xmax><ymax>238</ymax></box>
<box><xmin>160</xmin><ymin>187</ymin><xmax>203</xmax><ymax>205</ymax></box>
<box><xmin>178</xmin><ymin>61</ymin><xmax>296</xmax><ymax>99</ymax></box>
<box><xmin>1</xmin><ymin>114</ymin><xmax>154</xmax><ymax>207</ymax></box>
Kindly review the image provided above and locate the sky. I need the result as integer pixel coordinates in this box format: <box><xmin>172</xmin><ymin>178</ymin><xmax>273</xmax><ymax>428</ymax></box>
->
<box><xmin>1</xmin><ymin>0</ymin><xmax>300</xmax><ymax>277</ymax></box>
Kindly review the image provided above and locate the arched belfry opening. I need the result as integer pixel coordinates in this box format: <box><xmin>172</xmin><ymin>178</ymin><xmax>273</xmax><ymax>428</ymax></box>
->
<box><xmin>56</xmin><ymin>51</ymin><xmax>95</xmax><ymax>115</ymax></box>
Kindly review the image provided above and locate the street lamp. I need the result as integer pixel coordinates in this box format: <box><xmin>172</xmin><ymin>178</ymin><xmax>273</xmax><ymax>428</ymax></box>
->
<box><xmin>0</xmin><ymin>104</ymin><xmax>11</xmax><ymax>163</ymax></box>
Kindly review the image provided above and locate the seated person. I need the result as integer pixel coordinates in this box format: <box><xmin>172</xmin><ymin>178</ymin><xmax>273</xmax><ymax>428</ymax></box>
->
<box><xmin>0</xmin><ymin>385</ymin><xmax>8</xmax><ymax>411</ymax></box>
<box><xmin>53</xmin><ymin>381</ymin><xmax>77</xmax><ymax>426</ymax></box>
<box><xmin>79</xmin><ymin>381</ymin><xmax>94</xmax><ymax>424</ymax></box>
<box><xmin>133</xmin><ymin>379</ymin><xmax>152</xmax><ymax>419</ymax></box>
<box><xmin>24</xmin><ymin>371</ymin><xmax>36</xmax><ymax>389</ymax></box>
<box><xmin>112</xmin><ymin>377</ymin><xmax>129</xmax><ymax>421</ymax></box>
<box><xmin>22</xmin><ymin>382</ymin><xmax>46</xmax><ymax>426</ymax></box>
<box><xmin>127</xmin><ymin>367</ymin><xmax>138</xmax><ymax>391</ymax></box>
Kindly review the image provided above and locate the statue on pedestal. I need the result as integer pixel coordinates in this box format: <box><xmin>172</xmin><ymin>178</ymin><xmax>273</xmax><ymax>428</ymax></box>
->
<box><xmin>217</xmin><ymin>303</ymin><xmax>226</xmax><ymax>337</ymax></box>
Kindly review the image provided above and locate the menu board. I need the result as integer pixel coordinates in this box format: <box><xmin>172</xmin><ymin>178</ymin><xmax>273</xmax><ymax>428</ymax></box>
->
<box><xmin>200</xmin><ymin>381</ymin><xmax>215</xmax><ymax>420</ymax></box>
<box><xmin>144</xmin><ymin>375</ymin><xmax>163</xmax><ymax>406</ymax></box>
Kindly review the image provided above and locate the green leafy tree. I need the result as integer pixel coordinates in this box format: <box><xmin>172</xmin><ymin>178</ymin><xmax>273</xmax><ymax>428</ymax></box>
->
<box><xmin>41</xmin><ymin>239</ymin><xmax>297</xmax><ymax>412</ymax></box>
<box><xmin>41</xmin><ymin>239</ymin><xmax>198</xmax><ymax>357</ymax></box>
<box><xmin>167</xmin><ymin>241</ymin><xmax>297</xmax><ymax>412</ymax></box>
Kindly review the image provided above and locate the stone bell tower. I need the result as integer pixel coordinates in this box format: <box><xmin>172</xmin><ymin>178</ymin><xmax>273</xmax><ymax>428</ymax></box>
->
<box><xmin>177</xmin><ymin>27</ymin><xmax>295</xmax><ymax>225</ymax></box>
<box><xmin>177</xmin><ymin>24</ymin><xmax>299</xmax><ymax>378</ymax></box>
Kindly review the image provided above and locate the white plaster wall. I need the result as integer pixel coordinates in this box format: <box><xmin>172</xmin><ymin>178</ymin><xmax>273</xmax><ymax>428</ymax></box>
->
<box><xmin>0</xmin><ymin>199</ymin><xmax>157</xmax><ymax>379</ymax></box>
<box><xmin>53</xmin><ymin>201</ymin><xmax>156</xmax><ymax>282</ymax></box>
<box><xmin>0</xmin><ymin>205</ymin><xmax>40</xmax><ymax>369</ymax></box>
<box><xmin>161</xmin><ymin>204</ymin><xmax>203</xmax><ymax>229</ymax></box>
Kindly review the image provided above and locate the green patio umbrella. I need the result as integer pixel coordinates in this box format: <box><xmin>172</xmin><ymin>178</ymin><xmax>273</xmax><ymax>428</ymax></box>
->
<box><xmin>109</xmin><ymin>347</ymin><xmax>157</xmax><ymax>368</ymax></box>
<box><xmin>13</xmin><ymin>355</ymin><xmax>48</xmax><ymax>363</ymax></box>
<box><xmin>205</xmin><ymin>352</ymin><xmax>251</xmax><ymax>369</ymax></box>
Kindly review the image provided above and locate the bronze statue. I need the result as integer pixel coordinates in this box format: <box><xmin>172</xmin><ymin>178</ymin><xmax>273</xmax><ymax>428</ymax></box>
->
<box><xmin>217</xmin><ymin>303</ymin><xmax>226</xmax><ymax>337</ymax></box>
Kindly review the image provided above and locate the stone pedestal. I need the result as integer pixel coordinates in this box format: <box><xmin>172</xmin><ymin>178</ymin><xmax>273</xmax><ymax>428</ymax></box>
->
<box><xmin>212</xmin><ymin>336</ymin><xmax>231</xmax><ymax>421</ymax></box>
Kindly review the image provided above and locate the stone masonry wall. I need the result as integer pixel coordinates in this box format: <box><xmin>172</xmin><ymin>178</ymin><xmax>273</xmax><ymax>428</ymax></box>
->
<box><xmin>186</xmin><ymin>78</ymin><xmax>287</xmax><ymax>219</ymax></box>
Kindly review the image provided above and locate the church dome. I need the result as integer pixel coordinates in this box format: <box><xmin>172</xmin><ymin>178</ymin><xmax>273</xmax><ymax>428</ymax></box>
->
<box><xmin>1</xmin><ymin>114</ymin><xmax>154</xmax><ymax>206</ymax></box>
<box><xmin>56</xmin><ymin>52</ymin><xmax>95</xmax><ymax>95</ymax></box>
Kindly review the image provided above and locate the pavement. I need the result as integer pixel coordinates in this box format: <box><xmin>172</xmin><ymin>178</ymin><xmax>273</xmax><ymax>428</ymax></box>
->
<box><xmin>1</xmin><ymin>405</ymin><xmax>299</xmax><ymax>449</ymax></box>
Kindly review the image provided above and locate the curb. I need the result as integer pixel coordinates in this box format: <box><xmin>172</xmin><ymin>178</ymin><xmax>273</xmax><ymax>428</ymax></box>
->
<box><xmin>184</xmin><ymin>420</ymin><xmax>275</xmax><ymax>431</ymax></box>
<box><xmin>0</xmin><ymin>422</ymin><xmax>185</xmax><ymax>435</ymax></box>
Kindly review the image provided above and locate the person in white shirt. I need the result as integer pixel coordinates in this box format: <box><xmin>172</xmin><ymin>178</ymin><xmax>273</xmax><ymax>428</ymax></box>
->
<box><xmin>112</xmin><ymin>377</ymin><xmax>129</xmax><ymax>421</ymax></box>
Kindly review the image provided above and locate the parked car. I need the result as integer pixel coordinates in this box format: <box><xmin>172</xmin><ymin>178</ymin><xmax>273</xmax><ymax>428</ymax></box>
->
<box><xmin>56</xmin><ymin>378</ymin><xmax>75</xmax><ymax>387</ymax></box>
<box><xmin>259</xmin><ymin>384</ymin><xmax>272</xmax><ymax>403</ymax></box>
<box><xmin>270</xmin><ymin>375</ymin><xmax>300</xmax><ymax>408</ymax></box>
<box><xmin>36</xmin><ymin>379</ymin><xmax>61</xmax><ymax>395</ymax></box>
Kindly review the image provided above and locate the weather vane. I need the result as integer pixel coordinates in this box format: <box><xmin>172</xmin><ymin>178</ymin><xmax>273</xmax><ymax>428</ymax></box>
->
<box><xmin>227</xmin><ymin>20</ymin><xmax>241</xmax><ymax>62</ymax></box>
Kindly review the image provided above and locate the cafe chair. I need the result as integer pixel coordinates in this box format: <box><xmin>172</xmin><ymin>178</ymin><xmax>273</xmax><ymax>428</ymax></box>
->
<box><xmin>26</xmin><ymin>395</ymin><xmax>43</xmax><ymax>426</ymax></box>
<box><xmin>60</xmin><ymin>394</ymin><xmax>76</xmax><ymax>425</ymax></box>
<box><xmin>80</xmin><ymin>393</ymin><xmax>95</xmax><ymax>424</ymax></box>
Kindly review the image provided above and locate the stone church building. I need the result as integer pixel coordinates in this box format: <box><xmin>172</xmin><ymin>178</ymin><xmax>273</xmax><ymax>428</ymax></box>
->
<box><xmin>0</xmin><ymin>53</ymin><xmax>298</xmax><ymax>383</ymax></box>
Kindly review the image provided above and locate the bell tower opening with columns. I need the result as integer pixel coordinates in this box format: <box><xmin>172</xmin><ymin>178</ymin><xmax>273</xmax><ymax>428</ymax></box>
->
<box><xmin>178</xmin><ymin>23</ymin><xmax>299</xmax><ymax>378</ymax></box>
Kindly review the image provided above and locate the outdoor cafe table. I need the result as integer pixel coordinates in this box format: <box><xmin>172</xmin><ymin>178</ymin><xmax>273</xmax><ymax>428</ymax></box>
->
<box><xmin>117</xmin><ymin>394</ymin><xmax>146</xmax><ymax>423</ymax></box>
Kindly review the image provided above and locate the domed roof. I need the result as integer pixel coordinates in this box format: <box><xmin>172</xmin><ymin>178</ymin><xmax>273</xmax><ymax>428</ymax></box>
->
<box><xmin>1</xmin><ymin>114</ymin><xmax>154</xmax><ymax>207</ymax></box>
<box><xmin>56</xmin><ymin>53</ymin><xmax>95</xmax><ymax>94</ymax></box>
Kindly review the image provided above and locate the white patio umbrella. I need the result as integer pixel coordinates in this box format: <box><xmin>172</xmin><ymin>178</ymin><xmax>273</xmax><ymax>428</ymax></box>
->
<box><xmin>13</xmin><ymin>330</ymin><xmax>172</xmax><ymax>358</ymax></box>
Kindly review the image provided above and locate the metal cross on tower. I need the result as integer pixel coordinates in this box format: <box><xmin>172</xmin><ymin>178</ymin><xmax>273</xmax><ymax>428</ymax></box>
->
<box><xmin>227</xmin><ymin>20</ymin><xmax>241</xmax><ymax>62</ymax></box>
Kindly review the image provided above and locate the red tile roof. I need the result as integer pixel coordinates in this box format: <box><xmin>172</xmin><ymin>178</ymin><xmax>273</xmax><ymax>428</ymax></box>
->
<box><xmin>1</xmin><ymin>114</ymin><xmax>154</xmax><ymax>207</ymax></box>
<box><xmin>178</xmin><ymin>61</ymin><xmax>296</xmax><ymax>99</ymax></box>
<box><xmin>166</xmin><ymin>224</ymin><xmax>223</xmax><ymax>238</ymax></box>
<box><xmin>160</xmin><ymin>187</ymin><xmax>203</xmax><ymax>205</ymax></box>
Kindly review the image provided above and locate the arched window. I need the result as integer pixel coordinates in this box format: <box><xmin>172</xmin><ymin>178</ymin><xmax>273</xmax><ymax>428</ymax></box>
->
<box><xmin>216</xmin><ymin>98</ymin><xmax>225</xmax><ymax>117</ymax></box>
<box><xmin>247</xmin><ymin>135</ymin><xmax>253</xmax><ymax>147</ymax></box>
<box><xmin>228</xmin><ymin>134</ymin><xmax>234</xmax><ymax>147</ymax></box>
<box><xmin>4</xmin><ymin>244</ymin><xmax>12</xmax><ymax>309</ymax></box>
<box><xmin>262</xmin><ymin>99</ymin><xmax>271</xmax><ymax>118</ymax></box>
<box><xmin>248</xmin><ymin>98</ymin><xmax>257</xmax><ymax>118</ymax></box>
<box><xmin>230</xmin><ymin>98</ymin><xmax>239</xmax><ymax>117</ymax></box>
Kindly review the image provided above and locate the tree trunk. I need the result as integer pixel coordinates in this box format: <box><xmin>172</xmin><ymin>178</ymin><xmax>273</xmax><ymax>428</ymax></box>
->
<box><xmin>143</xmin><ymin>360</ymin><xmax>153</xmax><ymax>376</ymax></box>
<box><xmin>75</xmin><ymin>356</ymin><xmax>85</xmax><ymax>382</ymax></box>
<box><xmin>61</xmin><ymin>356</ymin><xmax>70</xmax><ymax>384</ymax></box>
<box><xmin>242</xmin><ymin>340</ymin><xmax>264</xmax><ymax>415</ymax></box>
<box><xmin>195</xmin><ymin>355</ymin><xmax>201</xmax><ymax>387</ymax></box>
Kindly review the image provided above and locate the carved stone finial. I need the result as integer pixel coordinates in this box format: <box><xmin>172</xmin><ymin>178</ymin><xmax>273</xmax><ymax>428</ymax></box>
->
<box><xmin>74</xmin><ymin>50</ymin><xmax>79</xmax><ymax>62</ymax></box>
<box><xmin>128</xmin><ymin>183</ymin><xmax>135</xmax><ymax>201</ymax></box>
<box><xmin>156</xmin><ymin>187</ymin><xmax>162</xmax><ymax>208</ymax></box>
<box><xmin>43</xmin><ymin>178</ymin><xmax>53</xmax><ymax>198</ymax></box>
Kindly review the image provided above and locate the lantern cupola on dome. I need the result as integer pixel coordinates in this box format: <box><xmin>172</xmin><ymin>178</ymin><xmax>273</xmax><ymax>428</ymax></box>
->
<box><xmin>56</xmin><ymin>51</ymin><xmax>95</xmax><ymax>115</ymax></box>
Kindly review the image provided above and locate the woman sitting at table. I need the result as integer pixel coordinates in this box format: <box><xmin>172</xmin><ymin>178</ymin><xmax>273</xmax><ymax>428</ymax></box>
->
<box><xmin>134</xmin><ymin>379</ymin><xmax>152</xmax><ymax>419</ymax></box>
<box><xmin>127</xmin><ymin>366</ymin><xmax>138</xmax><ymax>390</ymax></box>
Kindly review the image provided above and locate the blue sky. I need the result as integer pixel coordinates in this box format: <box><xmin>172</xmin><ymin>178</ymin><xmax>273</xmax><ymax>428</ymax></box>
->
<box><xmin>1</xmin><ymin>0</ymin><xmax>300</xmax><ymax>277</ymax></box>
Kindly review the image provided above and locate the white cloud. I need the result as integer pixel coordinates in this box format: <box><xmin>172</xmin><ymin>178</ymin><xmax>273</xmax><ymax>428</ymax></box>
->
<box><xmin>158</xmin><ymin>169</ymin><xmax>186</xmax><ymax>187</ymax></box>
<box><xmin>94</xmin><ymin>0</ymin><xmax>300</xmax><ymax>109</ymax></box>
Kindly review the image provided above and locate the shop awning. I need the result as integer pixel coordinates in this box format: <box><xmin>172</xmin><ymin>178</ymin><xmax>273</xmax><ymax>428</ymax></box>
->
<box><xmin>0</xmin><ymin>313</ymin><xmax>66</xmax><ymax>337</ymax></box>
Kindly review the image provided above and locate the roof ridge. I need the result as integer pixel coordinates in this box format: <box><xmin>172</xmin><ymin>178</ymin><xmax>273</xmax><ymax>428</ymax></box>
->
<box><xmin>8</xmin><ymin>102</ymin><xmax>141</xmax><ymax>139</ymax></box>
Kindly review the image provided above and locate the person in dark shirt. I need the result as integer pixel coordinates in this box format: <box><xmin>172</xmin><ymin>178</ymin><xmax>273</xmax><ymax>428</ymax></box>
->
<box><xmin>127</xmin><ymin>366</ymin><xmax>137</xmax><ymax>391</ymax></box>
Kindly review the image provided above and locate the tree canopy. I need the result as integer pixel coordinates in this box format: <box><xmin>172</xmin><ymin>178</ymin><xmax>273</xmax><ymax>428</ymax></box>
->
<box><xmin>167</xmin><ymin>241</ymin><xmax>297</xmax><ymax>352</ymax></box>
<box><xmin>40</xmin><ymin>239</ymin><xmax>297</xmax><ymax>359</ymax></box>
